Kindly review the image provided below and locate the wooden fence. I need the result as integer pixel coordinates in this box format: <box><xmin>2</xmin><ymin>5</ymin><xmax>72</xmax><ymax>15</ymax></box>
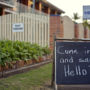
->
<box><xmin>0</xmin><ymin>13</ymin><xmax>49</xmax><ymax>47</ymax></box>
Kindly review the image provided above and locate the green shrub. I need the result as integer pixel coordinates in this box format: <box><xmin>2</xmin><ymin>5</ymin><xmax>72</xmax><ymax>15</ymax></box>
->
<box><xmin>42</xmin><ymin>46</ymin><xmax>51</xmax><ymax>55</ymax></box>
<box><xmin>0</xmin><ymin>40</ymin><xmax>51</xmax><ymax>66</ymax></box>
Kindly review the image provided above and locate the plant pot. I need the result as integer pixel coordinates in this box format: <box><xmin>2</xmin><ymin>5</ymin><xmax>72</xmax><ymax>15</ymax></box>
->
<box><xmin>46</xmin><ymin>55</ymin><xmax>51</xmax><ymax>60</ymax></box>
<box><xmin>3</xmin><ymin>63</ymin><xmax>9</xmax><ymax>71</ymax></box>
<box><xmin>10</xmin><ymin>61</ymin><xmax>17</xmax><ymax>69</ymax></box>
<box><xmin>16</xmin><ymin>60</ymin><xmax>24</xmax><ymax>68</ymax></box>
<box><xmin>25</xmin><ymin>59</ymin><xmax>33</xmax><ymax>65</ymax></box>
<box><xmin>28</xmin><ymin>59</ymin><xmax>33</xmax><ymax>65</ymax></box>
<box><xmin>37</xmin><ymin>59</ymin><xmax>41</xmax><ymax>63</ymax></box>
<box><xmin>39</xmin><ymin>57</ymin><xmax>43</xmax><ymax>62</ymax></box>
<box><xmin>32</xmin><ymin>59</ymin><xmax>38</xmax><ymax>64</ymax></box>
<box><xmin>0</xmin><ymin>65</ymin><xmax>2</xmax><ymax>72</ymax></box>
<box><xmin>42</xmin><ymin>56</ymin><xmax>47</xmax><ymax>61</ymax></box>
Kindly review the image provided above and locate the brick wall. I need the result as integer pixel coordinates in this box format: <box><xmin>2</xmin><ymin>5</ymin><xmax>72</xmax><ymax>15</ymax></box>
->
<box><xmin>84</xmin><ymin>27</ymin><xmax>89</xmax><ymax>38</ymax></box>
<box><xmin>75</xmin><ymin>23</ymin><xmax>89</xmax><ymax>39</ymax></box>
<box><xmin>50</xmin><ymin>15</ymin><xmax>63</xmax><ymax>50</ymax></box>
<box><xmin>74</xmin><ymin>24</ymin><xmax>79</xmax><ymax>39</ymax></box>
<box><xmin>86</xmin><ymin>27</ymin><xmax>90</xmax><ymax>38</ymax></box>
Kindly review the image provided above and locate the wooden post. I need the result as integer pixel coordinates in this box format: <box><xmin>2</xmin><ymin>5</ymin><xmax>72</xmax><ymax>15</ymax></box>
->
<box><xmin>2</xmin><ymin>8</ymin><xmax>5</xmax><ymax>15</ymax></box>
<box><xmin>28</xmin><ymin>0</ymin><xmax>33</xmax><ymax>7</ymax></box>
<box><xmin>48</xmin><ymin>7</ymin><xmax>51</xmax><ymax>14</ymax></box>
<box><xmin>39</xmin><ymin>2</ymin><xmax>42</xmax><ymax>11</ymax></box>
<box><xmin>55</xmin><ymin>11</ymin><xmax>57</xmax><ymax>15</ymax></box>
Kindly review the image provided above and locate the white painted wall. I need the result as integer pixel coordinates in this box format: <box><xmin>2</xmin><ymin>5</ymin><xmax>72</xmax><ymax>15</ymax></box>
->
<box><xmin>62</xmin><ymin>16</ymin><xmax>74</xmax><ymax>39</ymax></box>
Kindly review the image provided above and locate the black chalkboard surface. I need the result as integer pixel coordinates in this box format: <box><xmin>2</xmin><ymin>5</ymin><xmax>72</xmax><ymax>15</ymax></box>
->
<box><xmin>56</xmin><ymin>42</ymin><xmax>90</xmax><ymax>85</ymax></box>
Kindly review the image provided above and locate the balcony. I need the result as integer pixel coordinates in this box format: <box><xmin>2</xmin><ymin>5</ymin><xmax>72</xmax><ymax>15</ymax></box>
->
<box><xmin>0</xmin><ymin>0</ymin><xmax>15</xmax><ymax>8</ymax></box>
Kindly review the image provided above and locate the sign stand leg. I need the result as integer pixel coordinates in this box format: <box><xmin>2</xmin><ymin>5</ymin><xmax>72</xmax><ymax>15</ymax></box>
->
<box><xmin>51</xmin><ymin>35</ymin><xmax>56</xmax><ymax>88</ymax></box>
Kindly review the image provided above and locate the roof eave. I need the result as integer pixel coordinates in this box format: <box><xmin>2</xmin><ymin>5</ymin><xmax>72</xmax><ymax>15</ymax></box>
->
<box><xmin>36</xmin><ymin>0</ymin><xmax>65</xmax><ymax>14</ymax></box>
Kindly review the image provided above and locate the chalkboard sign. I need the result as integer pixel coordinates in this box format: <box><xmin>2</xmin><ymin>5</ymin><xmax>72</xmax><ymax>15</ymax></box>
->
<box><xmin>56</xmin><ymin>42</ymin><xmax>90</xmax><ymax>85</ymax></box>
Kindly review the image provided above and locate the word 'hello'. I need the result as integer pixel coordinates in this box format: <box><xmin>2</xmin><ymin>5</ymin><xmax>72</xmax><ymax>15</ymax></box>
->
<box><xmin>64</xmin><ymin>65</ymin><xmax>87</xmax><ymax>77</ymax></box>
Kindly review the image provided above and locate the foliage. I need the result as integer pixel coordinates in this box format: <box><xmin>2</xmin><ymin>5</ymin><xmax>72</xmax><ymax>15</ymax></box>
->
<box><xmin>42</xmin><ymin>46</ymin><xmax>51</xmax><ymax>55</ymax></box>
<box><xmin>83</xmin><ymin>20</ymin><xmax>88</xmax><ymax>26</ymax></box>
<box><xmin>0</xmin><ymin>40</ymin><xmax>51</xmax><ymax>66</ymax></box>
<box><xmin>83</xmin><ymin>20</ymin><xmax>90</xmax><ymax>29</ymax></box>
<box><xmin>73</xmin><ymin>13</ymin><xmax>80</xmax><ymax>23</ymax></box>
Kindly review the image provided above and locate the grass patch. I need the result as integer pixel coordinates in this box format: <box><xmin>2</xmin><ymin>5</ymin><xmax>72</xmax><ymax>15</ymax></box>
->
<box><xmin>0</xmin><ymin>63</ymin><xmax>52</xmax><ymax>90</ymax></box>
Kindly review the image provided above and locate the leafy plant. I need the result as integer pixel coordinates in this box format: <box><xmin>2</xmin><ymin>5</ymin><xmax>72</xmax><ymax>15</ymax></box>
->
<box><xmin>83</xmin><ymin>20</ymin><xmax>90</xmax><ymax>29</ymax></box>
<box><xmin>0</xmin><ymin>40</ymin><xmax>51</xmax><ymax>66</ymax></box>
<box><xmin>72</xmin><ymin>13</ymin><xmax>80</xmax><ymax>23</ymax></box>
<box><xmin>42</xmin><ymin>46</ymin><xmax>51</xmax><ymax>55</ymax></box>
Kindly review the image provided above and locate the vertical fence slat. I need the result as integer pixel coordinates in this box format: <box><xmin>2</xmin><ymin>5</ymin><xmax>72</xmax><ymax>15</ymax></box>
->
<box><xmin>9</xmin><ymin>14</ymin><xmax>11</xmax><ymax>40</ymax></box>
<box><xmin>36</xmin><ymin>15</ymin><xmax>38</xmax><ymax>44</ymax></box>
<box><xmin>0</xmin><ymin>16</ymin><xmax>1</xmax><ymax>40</ymax></box>
<box><xmin>48</xmin><ymin>15</ymin><xmax>50</xmax><ymax>46</ymax></box>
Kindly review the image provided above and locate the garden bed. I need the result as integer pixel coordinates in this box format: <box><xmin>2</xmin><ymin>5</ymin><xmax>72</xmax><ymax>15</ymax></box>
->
<box><xmin>0</xmin><ymin>40</ymin><xmax>51</xmax><ymax>75</ymax></box>
<box><xmin>0</xmin><ymin>59</ymin><xmax>52</xmax><ymax>78</ymax></box>
<box><xmin>0</xmin><ymin>55</ymin><xmax>51</xmax><ymax>72</ymax></box>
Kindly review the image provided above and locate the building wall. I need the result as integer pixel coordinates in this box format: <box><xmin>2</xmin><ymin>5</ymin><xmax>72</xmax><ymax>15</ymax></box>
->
<box><xmin>86</xmin><ymin>27</ymin><xmax>90</xmax><ymax>38</ymax></box>
<box><xmin>89</xmin><ymin>30</ymin><xmax>90</xmax><ymax>39</ymax></box>
<box><xmin>62</xmin><ymin>16</ymin><xmax>74</xmax><ymax>39</ymax></box>
<box><xmin>74</xmin><ymin>24</ymin><xmax>79</xmax><ymax>39</ymax></box>
<box><xmin>78</xmin><ymin>23</ymin><xmax>84</xmax><ymax>39</ymax></box>
<box><xmin>50</xmin><ymin>15</ymin><xmax>90</xmax><ymax>51</ymax></box>
<box><xmin>62</xmin><ymin>16</ymin><xmax>90</xmax><ymax>39</ymax></box>
<box><xmin>50</xmin><ymin>15</ymin><xmax>63</xmax><ymax>50</ymax></box>
<box><xmin>87</xmin><ymin>28</ymin><xmax>90</xmax><ymax>38</ymax></box>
